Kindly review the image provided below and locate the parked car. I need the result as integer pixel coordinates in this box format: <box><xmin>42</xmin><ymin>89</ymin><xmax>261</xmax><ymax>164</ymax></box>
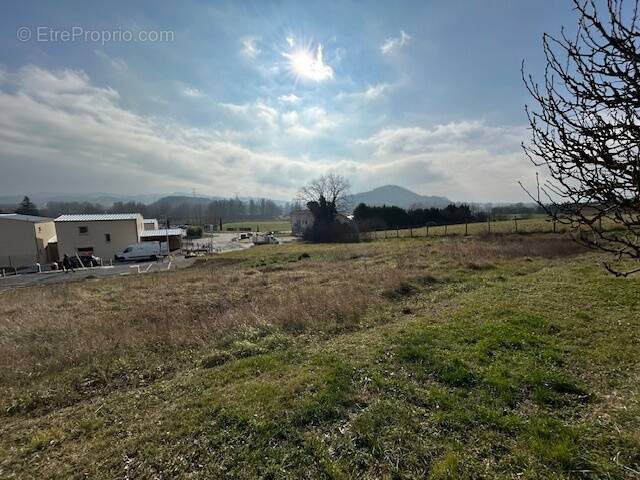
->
<box><xmin>80</xmin><ymin>254</ymin><xmax>101</xmax><ymax>267</ymax></box>
<box><xmin>67</xmin><ymin>254</ymin><xmax>101</xmax><ymax>268</ymax></box>
<box><xmin>252</xmin><ymin>233</ymin><xmax>279</xmax><ymax>245</ymax></box>
<box><xmin>115</xmin><ymin>241</ymin><xmax>169</xmax><ymax>261</ymax></box>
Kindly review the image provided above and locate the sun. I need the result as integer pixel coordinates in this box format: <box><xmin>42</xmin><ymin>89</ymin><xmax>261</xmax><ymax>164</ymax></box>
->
<box><xmin>284</xmin><ymin>43</ymin><xmax>333</xmax><ymax>82</ymax></box>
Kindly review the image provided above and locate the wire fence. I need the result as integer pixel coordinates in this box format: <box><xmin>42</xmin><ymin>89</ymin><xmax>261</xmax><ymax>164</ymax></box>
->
<box><xmin>361</xmin><ymin>217</ymin><xmax>567</xmax><ymax>240</ymax></box>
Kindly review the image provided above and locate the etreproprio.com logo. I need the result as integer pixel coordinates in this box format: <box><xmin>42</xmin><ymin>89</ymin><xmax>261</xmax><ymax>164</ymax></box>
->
<box><xmin>17</xmin><ymin>26</ymin><xmax>174</xmax><ymax>45</ymax></box>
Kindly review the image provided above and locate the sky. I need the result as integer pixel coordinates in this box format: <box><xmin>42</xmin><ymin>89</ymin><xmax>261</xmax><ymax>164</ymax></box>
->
<box><xmin>0</xmin><ymin>1</ymin><xmax>582</xmax><ymax>202</ymax></box>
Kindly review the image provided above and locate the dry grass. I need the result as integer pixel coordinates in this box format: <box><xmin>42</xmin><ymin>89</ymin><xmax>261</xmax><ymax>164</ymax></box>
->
<box><xmin>0</xmin><ymin>234</ymin><xmax>588</xmax><ymax>412</ymax></box>
<box><xmin>0</xmin><ymin>244</ymin><xmax>411</xmax><ymax>390</ymax></box>
<box><xmin>2</xmin><ymin>233</ymin><xmax>638</xmax><ymax>479</ymax></box>
<box><xmin>443</xmin><ymin>233</ymin><xmax>589</xmax><ymax>262</ymax></box>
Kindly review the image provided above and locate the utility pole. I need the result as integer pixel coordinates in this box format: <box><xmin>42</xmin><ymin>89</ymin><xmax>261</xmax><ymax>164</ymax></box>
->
<box><xmin>166</xmin><ymin>218</ymin><xmax>170</xmax><ymax>261</ymax></box>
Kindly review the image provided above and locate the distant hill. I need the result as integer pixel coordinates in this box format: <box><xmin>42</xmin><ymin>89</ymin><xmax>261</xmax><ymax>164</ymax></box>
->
<box><xmin>349</xmin><ymin>185</ymin><xmax>451</xmax><ymax>210</ymax></box>
<box><xmin>0</xmin><ymin>192</ymin><xmax>289</xmax><ymax>208</ymax></box>
<box><xmin>149</xmin><ymin>195</ymin><xmax>213</xmax><ymax>208</ymax></box>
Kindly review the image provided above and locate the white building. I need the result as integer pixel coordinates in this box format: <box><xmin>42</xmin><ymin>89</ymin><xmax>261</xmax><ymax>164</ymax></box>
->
<box><xmin>143</xmin><ymin>218</ymin><xmax>159</xmax><ymax>231</ymax></box>
<box><xmin>290</xmin><ymin>209</ymin><xmax>353</xmax><ymax>236</ymax></box>
<box><xmin>140</xmin><ymin>228</ymin><xmax>185</xmax><ymax>251</ymax></box>
<box><xmin>0</xmin><ymin>214</ymin><xmax>57</xmax><ymax>268</ymax></box>
<box><xmin>290</xmin><ymin>210</ymin><xmax>314</xmax><ymax>236</ymax></box>
<box><xmin>55</xmin><ymin>213</ymin><xmax>144</xmax><ymax>261</ymax></box>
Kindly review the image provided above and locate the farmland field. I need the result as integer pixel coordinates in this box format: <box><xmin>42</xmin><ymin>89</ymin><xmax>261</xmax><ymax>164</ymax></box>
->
<box><xmin>1</xmin><ymin>234</ymin><xmax>639</xmax><ymax>478</ymax></box>
<box><xmin>222</xmin><ymin>219</ymin><xmax>290</xmax><ymax>232</ymax></box>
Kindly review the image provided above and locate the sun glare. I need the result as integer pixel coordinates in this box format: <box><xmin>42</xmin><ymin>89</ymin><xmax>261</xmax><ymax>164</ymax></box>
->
<box><xmin>284</xmin><ymin>43</ymin><xmax>333</xmax><ymax>82</ymax></box>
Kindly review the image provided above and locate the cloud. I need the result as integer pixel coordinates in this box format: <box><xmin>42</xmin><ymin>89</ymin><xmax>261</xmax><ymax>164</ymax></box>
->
<box><xmin>181</xmin><ymin>86</ymin><xmax>204</xmax><ymax>98</ymax></box>
<box><xmin>220</xmin><ymin>98</ymin><xmax>340</xmax><ymax>138</ymax></box>
<box><xmin>362</xmin><ymin>84</ymin><xmax>390</xmax><ymax>100</ymax></box>
<box><xmin>337</xmin><ymin>83</ymin><xmax>392</xmax><ymax>102</ymax></box>
<box><xmin>0</xmin><ymin>66</ymin><xmax>345</xmax><ymax>197</ymax></box>
<box><xmin>278</xmin><ymin>93</ymin><xmax>301</xmax><ymax>104</ymax></box>
<box><xmin>283</xmin><ymin>44</ymin><xmax>334</xmax><ymax>82</ymax></box>
<box><xmin>241</xmin><ymin>36</ymin><xmax>261</xmax><ymax>59</ymax></box>
<box><xmin>220</xmin><ymin>100</ymin><xmax>279</xmax><ymax>129</ymax></box>
<box><xmin>0</xmin><ymin>66</ymin><xmax>533</xmax><ymax>202</ymax></box>
<box><xmin>355</xmin><ymin>121</ymin><xmax>531</xmax><ymax>201</ymax></box>
<box><xmin>358</xmin><ymin>121</ymin><xmax>525</xmax><ymax>156</ymax></box>
<box><xmin>94</xmin><ymin>49</ymin><xmax>128</xmax><ymax>72</ymax></box>
<box><xmin>283</xmin><ymin>106</ymin><xmax>341</xmax><ymax>137</ymax></box>
<box><xmin>381</xmin><ymin>30</ymin><xmax>412</xmax><ymax>55</ymax></box>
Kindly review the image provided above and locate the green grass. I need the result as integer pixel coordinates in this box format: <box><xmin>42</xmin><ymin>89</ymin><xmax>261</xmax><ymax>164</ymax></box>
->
<box><xmin>222</xmin><ymin>219</ymin><xmax>290</xmax><ymax>232</ymax></box>
<box><xmin>369</xmin><ymin>216</ymin><xmax>565</xmax><ymax>238</ymax></box>
<box><xmin>368</xmin><ymin>214</ymin><xmax>626</xmax><ymax>239</ymax></box>
<box><xmin>1</xmin><ymin>235</ymin><xmax>639</xmax><ymax>478</ymax></box>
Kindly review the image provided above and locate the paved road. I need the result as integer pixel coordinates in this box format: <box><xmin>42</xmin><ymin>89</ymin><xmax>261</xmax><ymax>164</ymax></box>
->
<box><xmin>183</xmin><ymin>232</ymin><xmax>297</xmax><ymax>252</ymax></box>
<box><xmin>0</xmin><ymin>232</ymin><xmax>297</xmax><ymax>291</ymax></box>
<box><xmin>183</xmin><ymin>232</ymin><xmax>255</xmax><ymax>253</ymax></box>
<box><xmin>0</xmin><ymin>256</ymin><xmax>195</xmax><ymax>291</ymax></box>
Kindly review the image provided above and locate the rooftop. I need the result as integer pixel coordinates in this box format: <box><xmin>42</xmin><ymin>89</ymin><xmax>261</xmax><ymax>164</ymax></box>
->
<box><xmin>140</xmin><ymin>228</ymin><xmax>185</xmax><ymax>238</ymax></box>
<box><xmin>0</xmin><ymin>213</ymin><xmax>53</xmax><ymax>223</ymax></box>
<box><xmin>55</xmin><ymin>213</ymin><xmax>142</xmax><ymax>222</ymax></box>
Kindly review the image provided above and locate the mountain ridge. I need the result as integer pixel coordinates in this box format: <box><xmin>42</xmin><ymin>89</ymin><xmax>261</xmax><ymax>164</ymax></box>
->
<box><xmin>0</xmin><ymin>185</ymin><xmax>452</xmax><ymax>211</ymax></box>
<box><xmin>349</xmin><ymin>185</ymin><xmax>451</xmax><ymax>209</ymax></box>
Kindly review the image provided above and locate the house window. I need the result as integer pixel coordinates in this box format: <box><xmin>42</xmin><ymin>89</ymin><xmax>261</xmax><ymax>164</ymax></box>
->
<box><xmin>78</xmin><ymin>226</ymin><xmax>88</xmax><ymax>235</ymax></box>
<box><xmin>105</xmin><ymin>233</ymin><xmax>111</xmax><ymax>243</ymax></box>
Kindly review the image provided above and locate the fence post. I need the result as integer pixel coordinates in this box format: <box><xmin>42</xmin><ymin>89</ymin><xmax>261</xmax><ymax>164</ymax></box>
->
<box><xmin>410</xmin><ymin>227</ymin><xmax>413</xmax><ymax>238</ymax></box>
<box><xmin>514</xmin><ymin>216</ymin><xmax>518</xmax><ymax>233</ymax></box>
<box><xmin>465</xmin><ymin>222</ymin><xmax>468</xmax><ymax>236</ymax></box>
<box><xmin>487</xmin><ymin>217</ymin><xmax>491</xmax><ymax>234</ymax></box>
<box><xmin>426</xmin><ymin>225</ymin><xmax>429</xmax><ymax>236</ymax></box>
<box><xmin>444</xmin><ymin>225</ymin><xmax>447</xmax><ymax>236</ymax></box>
<box><xmin>553</xmin><ymin>220</ymin><xmax>557</xmax><ymax>233</ymax></box>
<box><xmin>396</xmin><ymin>228</ymin><xmax>399</xmax><ymax>238</ymax></box>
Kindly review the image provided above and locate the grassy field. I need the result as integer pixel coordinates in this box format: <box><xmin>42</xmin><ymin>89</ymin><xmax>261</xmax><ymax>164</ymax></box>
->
<box><xmin>1</xmin><ymin>234</ymin><xmax>639</xmax><ymax>478</ymax></box>
<box><xmin>223</xmin><ymin>219</ymin><xmax>290</xmax><ymax>232</ymax></box>
<box><xmin>369</xmin><ymin>216</ymin><xmax>563</xmax><ymax>238</ymax></box>
<box><xmin>368</xmin><ymin>215</ymin><xmax>623</xmax><ymax>239</ymax></box>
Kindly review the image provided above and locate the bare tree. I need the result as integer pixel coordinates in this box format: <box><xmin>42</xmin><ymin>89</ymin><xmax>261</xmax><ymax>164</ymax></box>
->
<box><xmin>298</xmin><ymin>173</ymin><xmax>352</xmax><ymax>213</ymax></box>
<box><xmin>522</xmin><ymin>0</ymin><xmax>640</xmax><ymax>276</ymax></box>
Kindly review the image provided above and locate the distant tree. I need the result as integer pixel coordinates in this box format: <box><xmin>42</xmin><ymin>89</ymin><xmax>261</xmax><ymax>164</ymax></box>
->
<box><xmin>298</xmin><ymin>173</ymin><xmax>352</xmax><ymax>213</ymax></box>
<box><xmin>305</xmin><ymin>195</ymin><xmax>338</xmax><ymax>242</ymax></box>
<box><xmin>185</xmin><ymin>226</ymin><xmax>203</xmax><ymax>239</ymax></box>
<box><xmin>109</xmin><ymin>201</ymin><xmax>148</xmax><ymax>217</ymax></box>
<box><xmin>522</xmin><ymin>0</ymin><xmax>640</xmax><ymax>276</ymax></box>
<box><xmin>299</xmin><ymin>174</ymin><xmax>357</xmax><ymax>242</ymax></box>
<box><xmin>14</xmin><ymin>196</ymin><xmax>39</xmax><ymax>216</ymax></box>
<box><xmin>41</xmin><ymin>201</ymin><xmax>106</xmax><ymax>217</ymax></box>
<box><xmin>354</xmin><ymin>203</ymin><xmax>482</xmax><ymax>231</ymax></box>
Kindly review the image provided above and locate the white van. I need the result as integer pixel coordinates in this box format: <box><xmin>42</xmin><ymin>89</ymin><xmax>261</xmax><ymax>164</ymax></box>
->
<box><xmin>115</xmin><ymin>241</ymin><xmax>169</xmax><ymax>261</ymax></box>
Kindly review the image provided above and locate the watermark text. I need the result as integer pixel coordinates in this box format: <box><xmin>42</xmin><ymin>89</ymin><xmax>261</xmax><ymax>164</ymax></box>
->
<box><xmin>17</xmin><ymin>26</ymin><xmax>174</xmax><ymax>44</ymax></box>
